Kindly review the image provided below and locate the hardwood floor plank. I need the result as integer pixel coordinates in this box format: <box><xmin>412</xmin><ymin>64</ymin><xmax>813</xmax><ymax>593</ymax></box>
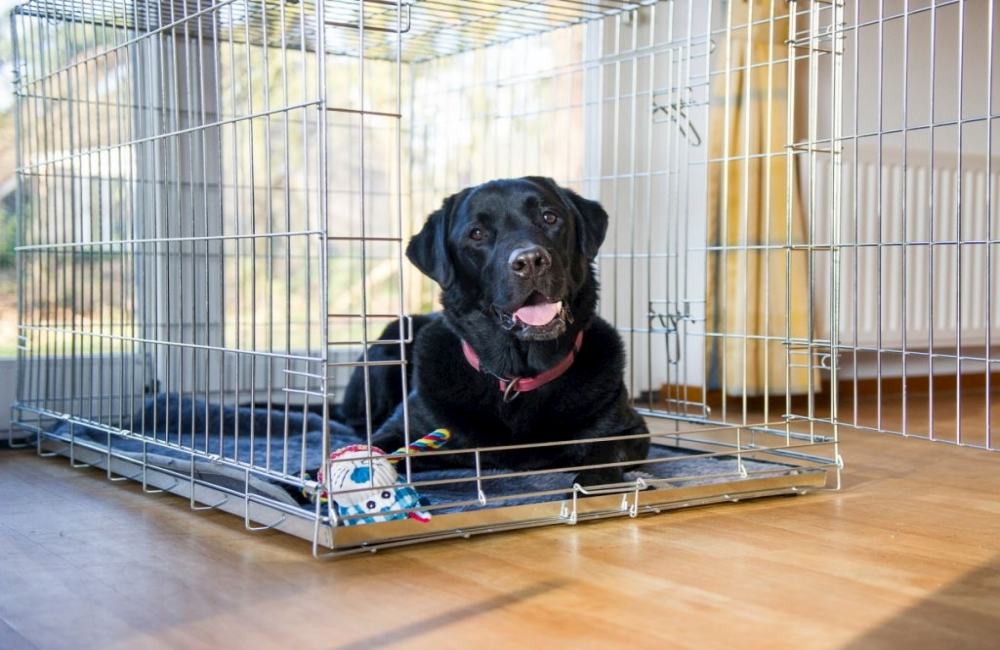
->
<box><xmin>2</xmin><ymin>420</ymin><xmax>1000</xmax><ymax>649</ymax></box>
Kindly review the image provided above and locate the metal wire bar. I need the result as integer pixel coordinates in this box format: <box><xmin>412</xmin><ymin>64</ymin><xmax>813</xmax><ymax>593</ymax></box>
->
<box><xmin>14</xmin><ymin>0</ymin><xmax>996</xmax><ymax>557</ymax></box>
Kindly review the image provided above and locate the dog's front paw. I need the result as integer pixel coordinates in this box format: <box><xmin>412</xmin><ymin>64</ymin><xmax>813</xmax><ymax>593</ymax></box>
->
<box><xmin>370</xmin><ymin>430</ymin><xmax>405</xmax><ymax>453</ymax></box>
<box><xmin>573</xmin><ymin>467</ymin><xmax>625</xmax><ymax>488</ymax></box>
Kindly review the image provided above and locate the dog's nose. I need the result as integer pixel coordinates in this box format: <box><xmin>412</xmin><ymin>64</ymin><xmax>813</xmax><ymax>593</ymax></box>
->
<box><xmin>508</xmin><ymin>246</ymin><xmax>552</xmax><ymax>278</ymax></box>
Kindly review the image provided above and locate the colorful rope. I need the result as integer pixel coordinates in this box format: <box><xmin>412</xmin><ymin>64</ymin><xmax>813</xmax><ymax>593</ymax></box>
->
<box><xmin>389</xmin><ymin>428</ymin><xmax>451</xmax><ymax>461</ymax></box>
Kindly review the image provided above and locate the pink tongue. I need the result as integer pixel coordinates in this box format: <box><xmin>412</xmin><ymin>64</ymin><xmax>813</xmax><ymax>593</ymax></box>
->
<box><xmin>513</xmin><ymin>301</ymin><xmax>562</xmax><ymax>327</ymax></box>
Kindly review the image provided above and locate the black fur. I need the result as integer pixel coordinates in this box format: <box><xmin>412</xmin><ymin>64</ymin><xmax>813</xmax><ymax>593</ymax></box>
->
<box><xmin>342</xmin><ymin>177</ymin><xmax>649</xmax><ymax>486</ymax></box>
<box><xmin>340</xmin><ymin>315</ymin><xmax>436</xmax><ymax>433</ymax></box>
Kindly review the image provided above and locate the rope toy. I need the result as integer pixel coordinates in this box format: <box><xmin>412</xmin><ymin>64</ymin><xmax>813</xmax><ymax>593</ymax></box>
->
<box><xmin>313</xmin><ymin>429</ymin><xmax>451</xmax><ymax>526</ymax></box>
<box><xmin>391</xmin><ymin>428</ymin><xmax>450</xmax><ymax>457</ymax></box>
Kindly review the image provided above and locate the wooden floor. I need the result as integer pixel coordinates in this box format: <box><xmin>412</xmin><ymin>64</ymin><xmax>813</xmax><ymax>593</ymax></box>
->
<box><xmin>3</xmin><ymin>419</ymin><xmax>1000</xmax><ymax>649</ymax></box>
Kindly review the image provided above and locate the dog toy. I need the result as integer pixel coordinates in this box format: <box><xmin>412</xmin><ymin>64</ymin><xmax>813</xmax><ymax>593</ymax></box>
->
<box><xmin>316</xmin><ymin>429</ymin><xmax>451</xmax><ymax>526</ymax></box>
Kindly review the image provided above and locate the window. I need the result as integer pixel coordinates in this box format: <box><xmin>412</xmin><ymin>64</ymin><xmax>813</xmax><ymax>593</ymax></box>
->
<box><xmin>1</xmin><ymin>1</ymin><xmax>17</xmax><ymax>432</ymax></box>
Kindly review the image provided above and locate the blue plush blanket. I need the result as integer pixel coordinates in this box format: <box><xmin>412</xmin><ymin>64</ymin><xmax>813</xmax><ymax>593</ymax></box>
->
<box><xmin>54</xmin><ymin>394</ymin><xmax>784</xmax><ymax>515</ymax></box>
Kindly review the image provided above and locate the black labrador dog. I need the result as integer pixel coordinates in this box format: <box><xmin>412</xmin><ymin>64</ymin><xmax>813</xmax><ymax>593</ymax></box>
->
<box><xmin>342</xmin><ymin>177</ymin><xmax>649</xmax><ymax>486</ymax></box>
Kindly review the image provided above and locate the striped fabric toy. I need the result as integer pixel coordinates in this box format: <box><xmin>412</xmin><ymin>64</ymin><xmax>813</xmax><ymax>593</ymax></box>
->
<box><xmin>315</xmin><ymin>429</ymin><xmax>451</xmax><ymax>526</ymax></box>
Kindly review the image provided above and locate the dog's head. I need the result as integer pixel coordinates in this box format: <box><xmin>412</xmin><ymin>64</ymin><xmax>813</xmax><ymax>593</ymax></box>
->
<box><xmin>407</xmin><ymin>177</ymin><xmax>608</xmax><ymax>341</ymax></box>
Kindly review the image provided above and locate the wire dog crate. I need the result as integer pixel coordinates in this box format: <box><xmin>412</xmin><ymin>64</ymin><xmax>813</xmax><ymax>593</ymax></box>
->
<box><xmin>8</xmin><ymin>0</ymin><xmax>998</xmax><ymax>556</ymax></box>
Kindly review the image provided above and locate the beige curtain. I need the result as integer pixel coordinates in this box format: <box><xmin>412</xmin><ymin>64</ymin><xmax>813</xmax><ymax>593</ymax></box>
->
<box><xmin>705</xmin><ymin>1</ymin><xmax>816</xmax><ymax>397</ymax></box>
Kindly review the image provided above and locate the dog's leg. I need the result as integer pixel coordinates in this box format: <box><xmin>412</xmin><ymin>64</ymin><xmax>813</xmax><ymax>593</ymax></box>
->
<box><xmin>369</xmin><ymin>395</ymin><xmax>445</xmax><ymax>453</ymax></box>
<box><xmin>369</xmin><ymin>407</ymin><xmax>407</xmax><ymax>452</ymax></box>
<box><xmin>573</xmin><ymin>466</ymin><xmax>626</xmax><ymax>488</ymax></box>
<box><xmin>341</xmin><ymin>315</ymin><xmax>434</xmax><ymax>433</ymax></box>
<box><xmin>571</xmin><ymin>409</ymin><xmax>649</xmax><ymax>488</ymax></box>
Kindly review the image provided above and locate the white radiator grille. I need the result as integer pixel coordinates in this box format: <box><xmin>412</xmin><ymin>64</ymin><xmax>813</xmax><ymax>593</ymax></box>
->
<box><xmin>815</xmin><ymin>152</ymin><xmax>1000</xmax><ymax>351</ymax></box>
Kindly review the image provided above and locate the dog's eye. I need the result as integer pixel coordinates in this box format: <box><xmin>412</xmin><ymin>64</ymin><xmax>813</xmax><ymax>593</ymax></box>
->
<box><xmin>381</xmin><ymin>490</ymin><xmax>392</xmax><ymax>499</ymax></box>
<box><xmin>469</xmin><ymin>227</ymin><xmax>484</xmax><ymax>241</ymax></box>
<box><xmin>542</xmin><ymin>211</ymin><xmax>558</xmax><ymax>225</ymax></box>
<box><xmin>365</xmin><ymin>500</ymin><xmax>376</xmax><ymax>510</ymax></box>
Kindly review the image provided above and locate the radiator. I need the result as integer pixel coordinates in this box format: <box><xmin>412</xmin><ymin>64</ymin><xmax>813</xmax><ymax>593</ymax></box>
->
<box><xmin>813</xmin><ymin>150</ymin><xmax>1000</xmax><ymax>351</ymax></box>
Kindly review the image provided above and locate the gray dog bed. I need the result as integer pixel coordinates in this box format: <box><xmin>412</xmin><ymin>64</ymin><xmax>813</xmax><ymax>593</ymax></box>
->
<box><xmin>54</xmin><ymin>393</ymin><xmax>787</xmax><ymax>516</ymax></box>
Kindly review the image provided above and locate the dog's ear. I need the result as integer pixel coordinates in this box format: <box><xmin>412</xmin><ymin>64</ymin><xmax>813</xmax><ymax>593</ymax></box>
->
<box><xmin>524</xmin><ymin>176</ymin><xmax>609</xmax><ymax>260</ymax></box>
<box><xmin>406</xmin><ymin>190</ymin><xmax>467</xmax><ymax>288</ymax></box>
<box><xmin>563</xmin><ymin>188</ymin><xmax>609</xmax><ymax>260</ymax></box>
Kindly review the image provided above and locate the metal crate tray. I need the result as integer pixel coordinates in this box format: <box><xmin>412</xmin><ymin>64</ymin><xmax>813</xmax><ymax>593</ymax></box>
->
<box><xmin>29</xmin><ymin>421</ymin><xmax>833</xmax><ymax>557</ymax></box>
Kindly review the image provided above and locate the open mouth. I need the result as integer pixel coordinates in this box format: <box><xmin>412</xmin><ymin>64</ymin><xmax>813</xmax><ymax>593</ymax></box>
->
<box><xmin>493</xmin><ymin>292</ymin><xmax>571</xmax><ymax>339</ymax></box>
<box><xmin>513</xmin><ymin>292</ymin><xmax>563</xmax><ymax>327</ymax></box>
